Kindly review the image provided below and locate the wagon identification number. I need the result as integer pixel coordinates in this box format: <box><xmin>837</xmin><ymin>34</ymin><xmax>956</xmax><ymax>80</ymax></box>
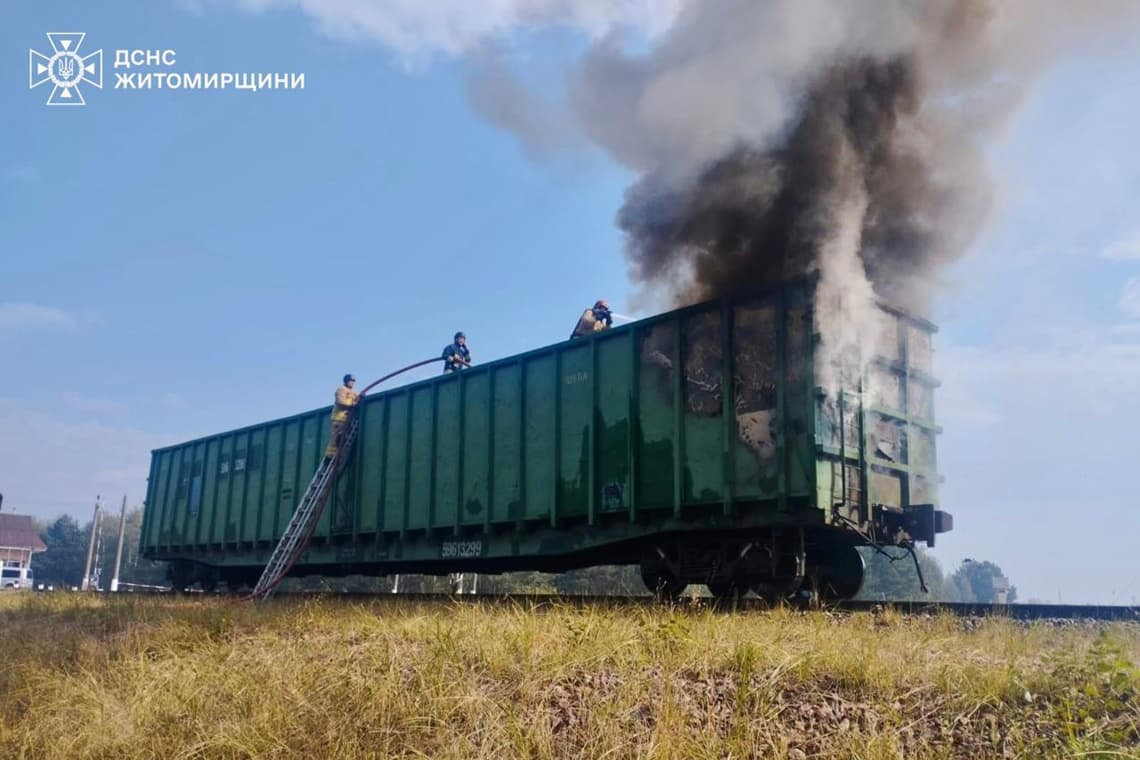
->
<box><xmin>441</xmin><ymin>540</ymin><xmax>482</xmax><ymax>559</ymax></box>
<box><xmin>564</xmin><ymin>371</ymin><xmax>589</xmax><ymax>385</ymax></box>
<box><xmin>217</xmin><ymin>457</ymin><xmax>247</xmax><ymax>476</ymax></box>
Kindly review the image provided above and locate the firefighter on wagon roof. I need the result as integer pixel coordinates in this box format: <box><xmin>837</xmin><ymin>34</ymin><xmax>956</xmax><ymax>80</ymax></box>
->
<box><xmin>325</xmin><ymin>373</ymin><xmax>358</xmax><ymax>460</ymax></box>
<box><xmin>570</xmin><ymin>299</ymin><xmax>613</xmax><ymax>339</ymax></box>
<box><xmin>442</xmin><ymin>331</ymin><xmax>472</xmax><ymax>373</ymax></box>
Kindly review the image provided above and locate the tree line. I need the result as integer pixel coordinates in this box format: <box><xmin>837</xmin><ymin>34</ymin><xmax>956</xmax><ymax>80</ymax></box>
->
<box><xmin>32</xmin><ymin>507</ymin><xmax>168</xmax><ymax>590</ymax></box>
<box><xmin>853</xmin><ymin>548</ymin><xmax>1017</xmax><ymax>604</ymax></box>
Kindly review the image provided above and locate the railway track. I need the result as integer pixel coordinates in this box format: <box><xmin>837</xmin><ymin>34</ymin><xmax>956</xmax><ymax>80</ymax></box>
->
<box><xmin>831</xmin><ymin>599</ymin><xmax>1140</xmax><ymax>622</ymax></box>
<box><xmin>178</xmin><ymin>590</ymin><xmax>1139</xmax><ymax>621</ymax></box>
<box><xmin>107</xmin><ymin>585</ymin><xmax>1140</xmax><ymax>621</ymax></box>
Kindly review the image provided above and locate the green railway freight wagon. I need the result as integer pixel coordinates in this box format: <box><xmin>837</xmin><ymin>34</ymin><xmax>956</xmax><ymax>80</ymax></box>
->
<box><xmin>140</xmin><ymin>278</ymin><xmax>952</xmax><ymax>600</ymax></box>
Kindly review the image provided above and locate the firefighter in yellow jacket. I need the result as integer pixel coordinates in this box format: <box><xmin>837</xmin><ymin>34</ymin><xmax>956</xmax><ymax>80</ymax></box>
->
<box><xmin>325</xmin><ymin>374</ymin><xmax>359</xmax><ymax>459</ymax></box>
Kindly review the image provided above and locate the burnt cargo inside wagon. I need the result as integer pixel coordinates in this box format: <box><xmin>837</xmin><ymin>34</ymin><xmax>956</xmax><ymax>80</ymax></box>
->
<box><xmin>139</xmin><ymin>277</ymin><xmax>952</xmax><ymax>600</ymax></box>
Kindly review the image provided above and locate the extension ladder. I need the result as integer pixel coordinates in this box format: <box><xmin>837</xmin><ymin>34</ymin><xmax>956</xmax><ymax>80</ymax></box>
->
<box><xmin>249</xmin><ymin>414</ymin><xmax>360</xmax><ymax>599</ymax></box>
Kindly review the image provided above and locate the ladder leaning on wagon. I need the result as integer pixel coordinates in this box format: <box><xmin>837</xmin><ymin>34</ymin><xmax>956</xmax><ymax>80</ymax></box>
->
<box><xmin>248</xmin><ymin>358</ymin><xmax>444</xmax><ymax>600</ymax></box>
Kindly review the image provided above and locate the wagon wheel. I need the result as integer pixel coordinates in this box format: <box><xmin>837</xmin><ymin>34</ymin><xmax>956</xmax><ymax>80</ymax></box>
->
<box><xmin>168</xmin><ymin>561</ymin><xmax>193</xmax><ymax>593</ymax></box>
<box><xmin>811</xmin><ymin>544</ymin><xmax>865</xmax><ymax>602</ymax></box>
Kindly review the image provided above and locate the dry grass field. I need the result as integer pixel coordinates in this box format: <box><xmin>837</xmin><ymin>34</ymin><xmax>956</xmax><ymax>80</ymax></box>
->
<box><xmin>0</xmin><ymin>593</ymin><xmax>1136</xmax><ymax>759</ymax></box>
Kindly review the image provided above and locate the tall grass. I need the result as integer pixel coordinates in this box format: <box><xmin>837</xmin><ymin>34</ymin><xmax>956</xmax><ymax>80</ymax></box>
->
<box><xmin>0</xmin><ymin>594</ymin><xmax>1136</xmax><ymax>759</ymax></box>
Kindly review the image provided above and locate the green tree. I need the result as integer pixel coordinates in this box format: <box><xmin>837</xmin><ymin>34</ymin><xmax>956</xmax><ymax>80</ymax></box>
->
<box><xmin>92</xmin><ymin>506</ymin><xmax>168</xmax><ymax>589</ymax></box>
<box><xmin>35</xmin><ymin>515</ymin><xmax>88</xmax><ymax>588</ymax></box>
<box><xmin>949</xmin><ymin>560</ymin><xmax>1018</xmax><ymax>603</ymax></box>
<box><xmin>855</xmin><ymin>547</ymin><xmax>955</xmax><ymax>601</ymax></box>
<box><xmin>550</xmin><ymin>566</ymin><xmax>645</xmax><ymax>595</ymax></box>
<box><xmin>284</xmin><ymin>567</ymin><xmax>647</xmax><ymax>595</ymax></box>
<box><xmin>33</xmin><ymin>507</ymin><xmax>167</xmax><ymax>591</ymax></box>
<box><xmin>480</xmin><ymin>572</ymin><xmax>560</xmax><ymax>594</ymax></box>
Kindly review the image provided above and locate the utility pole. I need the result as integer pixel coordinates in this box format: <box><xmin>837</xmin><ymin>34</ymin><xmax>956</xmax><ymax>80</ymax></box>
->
<box><xmin>110</xmin><ymin>494</ymin><xmax>128</xmax><ymax>592</ymax></box>
<box><xmin>92</xmin><ymin>515</ymin><xmax>104</xmax><ymax>590</ymax></box>
<box><xmin>81</xmin><ymin>496</ymin><xmax>102</xmax><ymax>591</ymax></box>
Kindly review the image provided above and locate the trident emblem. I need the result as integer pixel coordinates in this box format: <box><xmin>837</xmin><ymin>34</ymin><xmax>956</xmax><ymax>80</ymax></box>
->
<box><xmin>29</xmin><ymin>33</ymin><xmax>103</xmax><ymax>106</ymax></box>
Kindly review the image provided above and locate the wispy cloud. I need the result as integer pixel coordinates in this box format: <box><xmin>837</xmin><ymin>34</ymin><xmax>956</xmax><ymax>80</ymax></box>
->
<box><xmin>0</xmin><ymin>400</ymin><xmax>179</xmax><ymax>521</ymax></box>
<box><xmin>929</xmin><ymin>369</ymin><xmax>1004</xmax><ymax>427</ymax></box>
<box><xmin>0</xmin><ymin>303</ymin><xmax>77</xmax><ymax>332</ymax></box>
<box><xmin>207</xmin><ymin>0</ymin><xmax>682</xmax><ymax>59</ymax></box>
<box><xmin>1101</xmin><ymin>230</ymin><xmax>1140</xmax><ymax>260</ymax></box>
<box><xmin>1109</xmin><ymin>321</ymin><xmax>1140</xmax><ymax>335</ymax></box>
<box><xmin>940</xmin><ymin>330</ymin><xmax>1140</xmax><ymax>407</ymax></box>
<box><xmin>934</xmin><ymin>310</ymin><xmax>1140</xmax><ymax>603</ymax></box>
<box><xmin>61</xmin><ymin>392</ymin><xmax>129</xmax><ymax>417</ymax></box>
<box><xmin>1120</xmin><ymin>276</ymin><xmax>1140</xmax><ymax>319</ymax></box>
<box><xmin>55</xmin><ymin>391</ymin><xmax>190</xmax><ymax>421</ymax></box>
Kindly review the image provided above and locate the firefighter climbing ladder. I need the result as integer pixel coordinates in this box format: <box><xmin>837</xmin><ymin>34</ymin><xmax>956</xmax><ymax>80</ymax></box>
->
<box><xmin>248</xmin><ymin>356</ymin><xmax>444</xmax><ymax>601</ymax></box>
<box><xmin>249</xmin><ymin>414</ymin><xmax>360</xmax><ymax>599</ymax></box>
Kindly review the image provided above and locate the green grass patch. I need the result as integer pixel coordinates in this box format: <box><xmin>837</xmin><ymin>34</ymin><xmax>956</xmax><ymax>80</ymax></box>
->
<box><xmin>0</xmin><ymin>594</ymin><xmax>1136</xmax><ymax>759</ymax></box>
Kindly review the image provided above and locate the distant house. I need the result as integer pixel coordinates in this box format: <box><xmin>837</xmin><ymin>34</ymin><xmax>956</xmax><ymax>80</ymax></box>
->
<box><xmin>0</xmin><ymin>513</ymin><xmax>48</xmax><ymax>586</ymax></box>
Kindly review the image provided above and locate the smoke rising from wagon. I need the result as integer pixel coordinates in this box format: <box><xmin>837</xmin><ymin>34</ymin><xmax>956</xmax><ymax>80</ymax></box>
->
<box><xmin>471</xmin><ymin>0</ymin><xmax>1140</xmax><ymax>391</ymax></box>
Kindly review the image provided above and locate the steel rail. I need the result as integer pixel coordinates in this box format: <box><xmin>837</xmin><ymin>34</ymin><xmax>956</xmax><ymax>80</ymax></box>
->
<box><xmin>174</xmin><ymin>589</ymin><xmax>1140</xmax><ymax>621</ymax></box>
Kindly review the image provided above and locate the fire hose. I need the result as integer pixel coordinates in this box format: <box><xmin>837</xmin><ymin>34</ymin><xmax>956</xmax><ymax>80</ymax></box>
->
<box><xmin>245</xmin><ymin>323</ymin><xmax>640</xmax><ymax>599</ymax></box>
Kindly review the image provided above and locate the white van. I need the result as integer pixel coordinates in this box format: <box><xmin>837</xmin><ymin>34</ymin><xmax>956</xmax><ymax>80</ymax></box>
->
<box><xmin>1</xmin><ymin>566</ymin><xmax>33</xmax><ymax>590</ymax></box>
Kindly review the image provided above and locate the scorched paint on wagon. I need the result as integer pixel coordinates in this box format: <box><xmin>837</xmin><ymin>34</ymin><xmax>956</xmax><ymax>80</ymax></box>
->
<box><xmin>139</xmin><ymin>278</ymin><xmax>952</xmax><ymax>601</ymax></box>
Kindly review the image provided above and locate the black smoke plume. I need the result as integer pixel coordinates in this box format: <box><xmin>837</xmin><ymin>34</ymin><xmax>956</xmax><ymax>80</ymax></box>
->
<box><xmin>617</xmin><ymin>55</ymin><xmax>943</xmax><ymax>308</ymax></box>
<box><xmin>465</xmin><ymin>0</ymin><xmax>1139</xmax><ymax>388</ymax></box>
<box><xmin>541</xmin><ymin>0</ymin><xmax>1137</xmax><ymax>312</ymax></box>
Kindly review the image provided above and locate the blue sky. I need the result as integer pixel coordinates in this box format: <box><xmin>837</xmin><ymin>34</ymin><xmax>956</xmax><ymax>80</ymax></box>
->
<box><xmin>3</xmin><ymin>1</ymin><xmax>1139</xmax><ymax>604</ymax></box>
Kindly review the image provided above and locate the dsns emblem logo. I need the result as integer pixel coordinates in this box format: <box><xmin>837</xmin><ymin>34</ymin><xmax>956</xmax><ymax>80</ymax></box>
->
<box><xmin>29</xmin><ymin>33</ymin><xmax>103</xmax><ymax>106</ymax></box>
